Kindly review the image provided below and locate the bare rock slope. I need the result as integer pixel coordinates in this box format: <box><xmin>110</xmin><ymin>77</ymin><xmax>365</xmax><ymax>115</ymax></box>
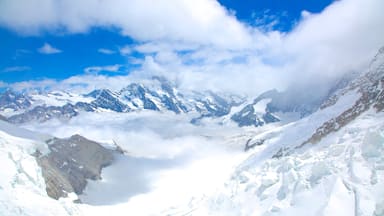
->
<box><xmin>36</xmin><ymin>135</ymin><xmax>114</xmax><ymax>200</ymax></box>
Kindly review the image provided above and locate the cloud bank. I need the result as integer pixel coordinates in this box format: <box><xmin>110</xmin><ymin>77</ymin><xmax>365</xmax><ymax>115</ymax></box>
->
<box><xmin>1</xmin><ymin>0</ymin><xmax>384</xmax><ymax>97</ymax></box>
<box><xmin>21</xmin><ymin>111</ymin><xmax>245</xmax><ymax>210</ymax></box>
<box><xmin>0</xmin><ymin>0</ymin><xmax>252</xmax><ymax>49</ymax></box>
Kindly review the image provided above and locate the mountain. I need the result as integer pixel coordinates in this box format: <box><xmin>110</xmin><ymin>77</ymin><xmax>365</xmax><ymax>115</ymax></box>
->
<box><xmin>230</xmin><ymin>70</ymin><xmax>360</xmax><ymax>128</ymax></box>
<box><xmin>0</xmin><ymin>47</ymin><xmax>383</xmax><ymax>215</ymax></box>
<box><xmin>0</xmin><ymin>75</ymin><xmax>348</xmax><ymax>128</ymax></box>
<box><xmin>231</xmin><ymin>90</ymin><xmax>281</xmax><ymax>127</ymax></box>
<box><xmin>87</xmin><ymin>89</ymin><xmax>129</xmax><ymax>112</ymax></box>
<box><xmin>0</xmin><ymin>119</ymin><xmax>117</xmax><ymax>215</ymax></box>
<box><xmin>176</xmin><ymin>47</ymin><xmax>384</xmax><ymax>215</ymax></box>
<box><xmin>38</xmin><ymin>135</ymin><xmax>114</xmax><ymax>200</ymax></box>
<box><xmin>0</xmin><ymin>77</ymin><xmax>248</xmax><ymax>125</ymax></box>
<box><xmin>0</xmin><ymin>90</ymin><xmax>32</xmax><ymax>115</ymax></box>
<box><xmin>303</xmin><ymin>46</ymin><xmax>384</xmax><ymax>145</ymax></box>
<box><xmin>0</xmin><ymin>118</ymin><xmax>117</xmax><ymax>205</ymax></box>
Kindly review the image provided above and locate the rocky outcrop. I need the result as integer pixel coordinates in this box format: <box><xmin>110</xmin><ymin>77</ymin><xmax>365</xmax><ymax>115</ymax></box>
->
<box><xmin>231</xmin><ymin>104</ymin><xmax>279</xmax><ymax>127</ymax></box>
<box><xmin>303</xmin><ymin>47</ymin><xmax>384</xmax><ymax>145</ymax></box>
<box><xmin>36</xmin><ymin>135</ymin><xmax>114</xmax><ymax>200</ymax></box>
<box><xmin>88</xmin><ymin>89</ymin><xmax>129</xmax><ymax>112</ymax></box>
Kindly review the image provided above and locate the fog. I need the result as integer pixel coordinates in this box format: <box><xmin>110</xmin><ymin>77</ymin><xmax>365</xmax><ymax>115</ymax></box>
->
<box><xmin>22</xmin><ymin>111</ymin><xmax>248</xmax><ymax>209</ymax></box>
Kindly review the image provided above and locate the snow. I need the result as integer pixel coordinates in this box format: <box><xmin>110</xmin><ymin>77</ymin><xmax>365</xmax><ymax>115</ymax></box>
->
<box><xmin>323</xmin><ymin>178</ymin><xmax>355</xmax><ymax>216</ymax></box>
<box><xmin>0</xmin><ymin>129</ymin><xmax>81</xmax><ymax>216</ymax></box>
<box><xmin>30</xmin><ymin>91</ymin><xmax>93</xmax><ymax>107</ymax></box>
<box><xmin>0</xmin><ymin>79</ymin><xmax>383</xmax><ymax>216</ymax></box>
<box><xmin>253</xmin><ymin>98</ymin><xmax>271</xmax><ymax>113</ymax></box>
<box><xmin>190</xmin><ymin>109</ymin><xmax>384</xmax><ymax>216</ymax></box>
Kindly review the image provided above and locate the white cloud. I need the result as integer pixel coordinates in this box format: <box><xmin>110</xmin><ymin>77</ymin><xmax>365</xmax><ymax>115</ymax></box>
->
<box><xmin>4</xmin><ymin>0</ymin><xmax>384</xmax><ymax>98</ymax></box>
<box><xmin>21</xmin><ymin>111</ymin><xmax>244</xmax><ymax>209</ymax></box>
<box><xmin>119</xmin><ymin>46</ymin><xmax>132</xmax><ymax>56</ymax></box>
<box><xmin>37</xmin><ymin>43</ymin><xmax>62</xmax><ymax>54</ymax></box>
<box><xmin>2</xmin><ymin>66</ymin><xmax>31</xmax><ymax>73</ymax></box>
<box><xmin>8</xmin><ymin>75</ymin><xmax>136</xmax><ymax>93</ymax></box>
<box><xmin>0</xmin><ymin>0</ymin><xmax>253</xmax><ymax>49</ymax></box>
<box><xmin>84</xmin><ymin>64</ymin><xmax>122</xmax><ymax>75</ymax></box>
<box><xmin>98</xmin><ymin>48</ymin><xmax>115</xmax><ymax>55</ymax></box>
<box><xmin>10</xmin><ymin>79</ymin><xmax>58</xmax><ymax>92</ymax></box>
<box><xmin>281</xmin><ymin>0</ymin><xmax>384</xmax><ymax>87</ymax></box>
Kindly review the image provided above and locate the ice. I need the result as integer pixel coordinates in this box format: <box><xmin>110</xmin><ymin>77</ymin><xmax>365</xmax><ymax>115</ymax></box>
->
<box><xmin>323</xmin><ymin>179</ymin><xmax>354</xmax><ymax>216</ymax></box>
<box><xmin>253</xmin><ymin>98</ymin><xmax>272</xmax><ymax>113</ymax></box>
<box><xmin>0</xmin><ymin>129</ymin><xmax>82</xmax><ymax>216</ymax></box>
<box><xmin>362</xmin><ymin>131</ymin><xmax>384</xmax><ymax>159</ymax></box>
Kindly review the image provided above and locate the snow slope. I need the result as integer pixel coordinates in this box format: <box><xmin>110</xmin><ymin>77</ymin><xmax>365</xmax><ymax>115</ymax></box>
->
<box><xmin>0</xmin><ymin>47</ymin><xmax>383</xmax><ymax>215</ymax></box>
<box><xmin>186</xmin><ymin>109</ymin><xmax>384</xmax><ymax>215</ymax></box>
<box><xmin>0</xmin><ymin>121</ymin><xmax>82</xmax><ymax>216</ymax></box>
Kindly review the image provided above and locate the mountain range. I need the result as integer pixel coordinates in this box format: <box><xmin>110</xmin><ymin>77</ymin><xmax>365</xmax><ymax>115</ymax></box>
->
<box><xmin>0</xmin><ymin>73</ymin><xmax>347</xmax><ymax>128</ymax></box>
<box><xmin>0</xmin><ymin>47</ymin><xmax>383</xmax><ymax>215</ymax></box>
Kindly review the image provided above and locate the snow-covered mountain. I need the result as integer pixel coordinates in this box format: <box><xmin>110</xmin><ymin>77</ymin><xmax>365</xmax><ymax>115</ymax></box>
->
<box><xmin>0</xmin><ymin>77</ymin><xmax>248</xmax><ymax>125</ymax></box>
<box><xmin>172</xmin><ymin>47</ymin><xmax>384</xmax><ymax>215</ymax></box>
<box><xmin>0</xmin><ymin>48</ymin><xmax>383</xmax><ymax>215</ymax></box>
<box><xmin>0</xmin><ymin>119</ymin><xmax>110</xmax><ymax>214</ymax></box>
<box><xmin>0</xmin><ymin>75</ymin><xmax>344</xmax><ymax>128</ymax></box>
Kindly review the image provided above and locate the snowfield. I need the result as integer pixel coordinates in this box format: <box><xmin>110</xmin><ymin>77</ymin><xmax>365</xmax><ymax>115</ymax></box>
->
<box><xmin>187</xmin><ymin>109</ymin><xmax>384</xmax><ymax>216</ymax></box>
<box><xmin>0</xmin><ymin>82</ymin><xmax>384</xmax><ymax>216</ymax></box>
<box><xmin>0</xmin><ymin>65</ymin><xmax>383</xmax><ymax>215</ymax></box>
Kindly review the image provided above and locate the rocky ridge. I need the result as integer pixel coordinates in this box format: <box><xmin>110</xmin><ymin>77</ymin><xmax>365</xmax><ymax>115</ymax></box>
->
<box><xmin>304</xmin><ymin>47</ymin><xmax>384</xmax><ymax>144</ymax></box>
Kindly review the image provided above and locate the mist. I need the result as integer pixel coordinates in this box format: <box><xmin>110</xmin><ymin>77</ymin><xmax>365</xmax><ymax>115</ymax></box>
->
<box><xmin>20</xmin><ymin>111</ymin><xmax>248</xmax><ymax>211</ymax></box>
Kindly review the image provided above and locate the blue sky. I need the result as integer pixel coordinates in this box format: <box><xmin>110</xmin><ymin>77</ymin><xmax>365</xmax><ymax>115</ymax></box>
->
<box><xmin>218</xmin><ymin>0</ymin><xmax>335</xmax><ymax>31</ymax></box>
<box><xmin>0</xmin><ymin>0</ymin><xmax>383</xmax><ymax>95</ymax></box>
<box><xmin>0</xmin><ymin>0</ymin><xmax>334</xmax><ymax>83</ymax></box>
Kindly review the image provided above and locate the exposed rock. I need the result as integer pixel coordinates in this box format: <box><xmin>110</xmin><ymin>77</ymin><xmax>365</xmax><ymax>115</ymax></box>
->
<box><xmin>231</xmin><ymin>104</ymin><xmax>279</xmax><ymax>127</ymax></box>
<box><xmin>88</xmin><ymin>89</ymin><xmax>129</xmax><ymax>112</ymax></box>
<box><xmin>36</xmin><ymin>135</ymin><xmax>114</xmax><ymax>200</ymax></box>
<box><xmin>303</xmin><ymin>47</ymin><xmax>384</xmax><ymax>145</ymax></box>
<box><xmin>244</xmin><ymin>139</ymin><xmax>265</xmax><ymax>152</ymax></box>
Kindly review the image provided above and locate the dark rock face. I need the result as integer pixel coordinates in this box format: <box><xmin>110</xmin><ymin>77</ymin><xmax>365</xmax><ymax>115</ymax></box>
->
<box><xmin>36</xmin><ymin>135</ymin><xmax>114</xmax><ymax>200</ymax></box>
<box><xmin>231</xmin><ymin>90</ymin><xmax>281</xmax><ymax>127</ymax></box>
<box><xmin>89</xmin><ymin>89</ymin><xmax>129</xmax><ymax>112</ymax></box>
<box><xmin>244</xmin><ymin>139</ymin><xmax>265</xmax><ymax>152</ymax></box>
<box><xmin>231</xmin><ymin>104</ymin><xmax>279</xmax><ymax>127</ymax></box>
<box><xmin>120</xmin><ymin>83</ymin><xmax>160</xmax><ymax>111</ymax></box>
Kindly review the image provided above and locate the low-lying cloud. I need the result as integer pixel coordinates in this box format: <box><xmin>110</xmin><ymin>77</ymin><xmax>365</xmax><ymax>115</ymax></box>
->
<box><xmin>22</xmin><ymin>111</ymin><xmax>244</xmax><ymax>158</ymax></box>
<box><xmin>20</xmin><ymin>109</ymin><xmax>246</xmax><ymax>209</ymax></box>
